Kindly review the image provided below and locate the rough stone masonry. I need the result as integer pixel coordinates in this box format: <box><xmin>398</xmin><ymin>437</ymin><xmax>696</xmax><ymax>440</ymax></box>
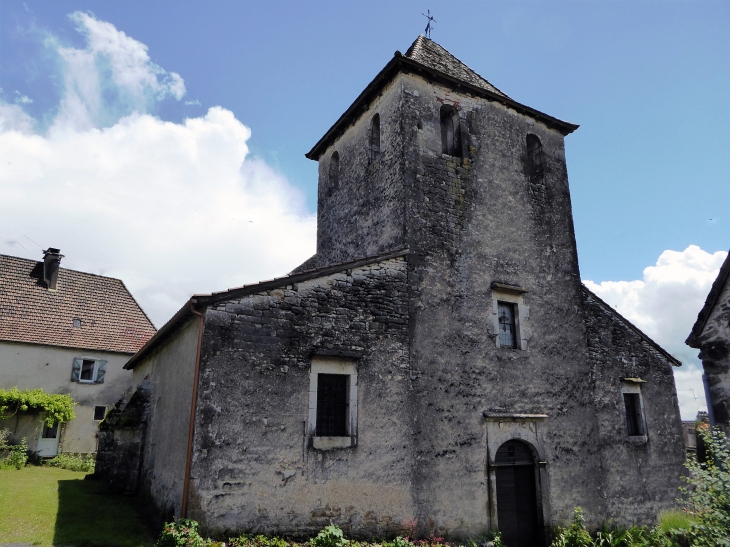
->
<box><xmin>95</xmin><ymin>36</ymin><xmax>686</xmax><ymax>544</ymax></box>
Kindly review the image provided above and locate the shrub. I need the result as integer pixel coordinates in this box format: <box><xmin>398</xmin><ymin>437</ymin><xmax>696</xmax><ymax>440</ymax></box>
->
<box><xmin>680</xmin><ymin>427</ymin><xmax>730</xmax><ymax>547</ymax></box>
<box><xmin>45</xmin><ymin>452</ymin><xmax>95</xmax><ymax>473</ymax></box>
<box><xmin>311</xmin><ymin>525</ymin><xmax>349</xmax><ymax>547</ymax></box>
<box><xmin>156</xmin><ymin>519</ymin><xmax>211</xmax><ymax>547</ymax></box>
<box><xmin>550</xmin><ymin>508</ymin><xmax>592</xmax><ymax>547</ymax></box>
<box><xmin>230</xmin><ymin>534</ymin><xmax>289</xmax><ymax>547</ymax></box>
<box><xmin>0</xmin><ymin>434</ymin><xmax>28</xmax><ymax>470</ymax></box>
<box><xmin>386</xmin><ymin>538</ymin><xmax>415</xmax><ymax>547</ymax></box>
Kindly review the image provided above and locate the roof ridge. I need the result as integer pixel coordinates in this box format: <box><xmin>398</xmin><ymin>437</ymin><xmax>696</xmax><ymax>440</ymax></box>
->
<box><xmin>0</xmin><ymin>253</ymin><xmax>127</xmax><ymax>284</ymax></box>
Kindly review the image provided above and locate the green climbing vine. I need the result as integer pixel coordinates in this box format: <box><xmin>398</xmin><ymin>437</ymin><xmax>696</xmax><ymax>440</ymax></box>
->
<box><xmin>0</xmin><ymin>388</ymin><xmax>76</xmax><ymax>426</ymax></box>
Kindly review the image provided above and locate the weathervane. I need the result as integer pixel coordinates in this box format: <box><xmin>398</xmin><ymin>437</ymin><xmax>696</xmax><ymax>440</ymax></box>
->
<box><xmin>422</xmin><ymin>10</ymin><xmax>436</xmax><ymax>39</ymax></box>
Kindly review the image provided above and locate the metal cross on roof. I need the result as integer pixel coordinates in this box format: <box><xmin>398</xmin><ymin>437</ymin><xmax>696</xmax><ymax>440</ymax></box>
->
<box><xmin>422</xmin><ymin>10</ymin><xmax>436</xmax><ymax>39</ymax></box>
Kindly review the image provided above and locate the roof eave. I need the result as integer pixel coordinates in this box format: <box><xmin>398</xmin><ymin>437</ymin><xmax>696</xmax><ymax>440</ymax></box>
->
<box><xmin>306</xmin><ymin>53</ymin><xmax>579</xmax><ymax>161</ymax></box>
<box><xmin>686</xmin><ymin>250</ymin><xmax>730</xmax><ymax>348</ymax></box>
<box><xmin>124</xmin><ymin>299</ymin><xmax>194</xmax><ymax>370</ymax></box>
<box><xmin>582</xmin><ymin>284</ymin><xmax>682</xmax><ymax>367</ymax></box>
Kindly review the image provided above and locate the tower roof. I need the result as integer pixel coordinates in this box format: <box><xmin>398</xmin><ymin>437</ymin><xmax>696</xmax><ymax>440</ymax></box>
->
<box><xmin>404</xmin><ymin>35</ymin><xmax>509</xmax><ymax>99</ymax></box>
<box><xmin>306</xmin><ymin>36</ymin><xmax>578</xmax><ymax>160</ymax></box>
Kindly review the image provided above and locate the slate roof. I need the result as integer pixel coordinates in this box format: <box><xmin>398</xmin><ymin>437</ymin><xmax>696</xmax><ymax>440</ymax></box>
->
<box><xmin>686</xmin><ymin>250</ymin><xmax>730</xmax><ymax>348</ymax></box>
<box><xmin>0</xmin><ymin>254</ymin><xmax>156</xmax><ymax>354</ymax></box>
<box><xmin>404</xmin><ymin>35</ymin><xmax>510</xmax><ymax>99</ymax></box>
<box><xmin>306</xmin><ymin>36</ymin><xmax>578</xmax><ymax>160</ymax></box>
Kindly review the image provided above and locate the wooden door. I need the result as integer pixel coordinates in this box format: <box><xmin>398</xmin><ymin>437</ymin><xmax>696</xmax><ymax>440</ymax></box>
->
<box><xmin>495</xmin><ymin>440</ymin><xmax>540</xmax><ymax>547</ymax></box>
<box><xmin>37</xmin><ymin>422</ymin><xmax>60</xmax><ymax>457</ymax></box>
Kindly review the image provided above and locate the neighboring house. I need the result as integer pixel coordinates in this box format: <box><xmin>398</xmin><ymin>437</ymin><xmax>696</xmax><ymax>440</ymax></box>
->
<box><xmin>686</xmin><ymin>249</ymin><xmax>730</xmax><ymax>436</ymax></box>
<box><xmin>96</xmin><ymin>37</ymin><xmax>685</xmax><ymax>543</ymax></box>
<box><xmin>0</xmin><ymin>248</ymin><xmax>156</xmax><ymax>456</ymax></box>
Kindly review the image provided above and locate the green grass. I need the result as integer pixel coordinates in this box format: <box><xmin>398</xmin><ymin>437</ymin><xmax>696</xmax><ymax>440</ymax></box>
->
<box><xmin>0</xmin><ymin>466</ymin><xmax>155</xmax><ymax>546</ymax></box>
<box><xmin>658</xmin><ymin>510</ymin><xmax>695</xmax><ymax>532</ymax></box>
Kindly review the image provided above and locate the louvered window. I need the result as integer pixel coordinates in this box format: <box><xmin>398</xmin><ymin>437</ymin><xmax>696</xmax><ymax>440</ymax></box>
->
<box><xmin>527</xmin><ymin>134</ymin><xmax>544</xmax><ymax>183</ymax></box>
<box><xmin>71</xmin><ymin>357</ymin><xmax>107</xmax><ymax>384</ymax></box>
<box><xmin>316</xmin><ymin>374</ymin><xmax>349</xmax><ymax>437</ymax></box>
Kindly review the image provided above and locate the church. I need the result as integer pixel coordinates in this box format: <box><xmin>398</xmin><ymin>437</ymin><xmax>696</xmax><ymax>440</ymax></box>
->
<box><xmin>95</xmin><ymin>36</ymin><xmax>686</xmax><ymax>545</ymax></box>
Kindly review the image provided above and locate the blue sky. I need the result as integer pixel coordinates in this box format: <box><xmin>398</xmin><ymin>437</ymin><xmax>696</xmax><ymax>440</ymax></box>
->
<box><xmin>0</xmin><ymin>1</ymin><xmax>728</xmax><ymax>418</ymax></box>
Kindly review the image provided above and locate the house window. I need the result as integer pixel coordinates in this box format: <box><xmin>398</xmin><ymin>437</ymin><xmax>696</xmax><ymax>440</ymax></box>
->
<box><xmin>72</xmin><ymin>318</ymin><xmax>81</xmax><ymax>328</ymax></box>
<box><xmin>498</xmin><ymin>302</ymin><xmax>517</xmax><ymax>349</ymax></box>
<box><xmin>308</xmin><ymin>358</ymin><xmax>358</xmax><ymax>449</ymax></box>
<box><xmin>328</xmin><ymin>151</ymin><xmax>340</xmax><ymax>195</ymax></box>
<box><xmin>369</xmin><ymin>114</ymin><xmax>381</xmax><ymax>163</ymax></box>
<box><xmin>42</xmin><ymin>422</ymin><xmax>59</xmax><ymax>439</ymax></box>
<box><xmin>621</xmin><ymin>381</ymin><xmax>647</xmax><ymax>439</ymax></box>
<box><xmin>526</xmin><ymin>134</ymin><xmax>544</xmax><ymax>183</ymax></box>
<box><xmin>440</xmin><ymin>104</ymin><xmax>461</xmax><ymax>157</ymax></box>
<box><xmin>93</xmin><ymin>405</ymin><xmax>107</xmax><ymax>421</ymax></box>
<box><xmin>71</xmin><ymin>357</ymin><xmax>107</xmax><ymax>384</ymax></box>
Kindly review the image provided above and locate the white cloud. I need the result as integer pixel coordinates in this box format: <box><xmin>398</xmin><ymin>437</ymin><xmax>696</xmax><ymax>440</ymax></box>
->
<box><xmin>0</xmin><ymin>13</ymin><xmax>316</xmax><ymax>327</ymax></box>
<box><xmin>14</xmin><ymin>92</ymin><xmax>33</xmax><ymax>105</ymax></box>
<box><xmin>584</xmin><ymin>246</ymin><xmax>728</xmax><ymax>419</ymax></box>
<box><xmin>49</xmin><ymin>11</ymin><xmax>186</xmax><ymax>130</ymax></box>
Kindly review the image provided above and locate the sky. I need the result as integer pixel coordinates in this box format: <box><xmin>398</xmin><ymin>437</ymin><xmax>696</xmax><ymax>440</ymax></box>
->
<box><xmin>0</xmin><ymin>1</ymin><xmax>728</xmax><ymax>419</ymax></box>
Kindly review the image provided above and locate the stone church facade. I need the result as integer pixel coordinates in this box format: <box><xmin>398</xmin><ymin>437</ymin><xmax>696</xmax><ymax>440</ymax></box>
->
<box><xmin>96</xmin><ymin>37</ymin><xmax>685</xmax><ymax>545</ymax></box>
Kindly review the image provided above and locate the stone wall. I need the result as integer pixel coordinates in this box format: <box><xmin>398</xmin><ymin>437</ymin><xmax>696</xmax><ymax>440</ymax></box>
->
<box><xmin>189</xmin><ymin>257</ymin><xmax>412</xmax><ymax>536</ymax></box>
<box><xmin>583</xmin><ymin>288</ymin><xmax>685</xmax><ymax>524</ymax></box>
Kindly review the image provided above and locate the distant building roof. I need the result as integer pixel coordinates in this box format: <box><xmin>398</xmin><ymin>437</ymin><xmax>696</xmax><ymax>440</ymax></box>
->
<box><xmin>306</xmin><ymin>36</ymin><xmax>578</xmax><ymax>160</ymax></box>
<box><xmin>0</xmin><ymin>254</ymin><xmax>156</xmax><ymax>354</ymax></box>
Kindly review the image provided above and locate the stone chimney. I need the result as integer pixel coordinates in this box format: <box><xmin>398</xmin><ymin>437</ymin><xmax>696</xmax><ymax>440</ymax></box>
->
<box><xmin>42</xmin><ymin>248</ymin><xmax>64</xmax><ymax>290</ymax></box>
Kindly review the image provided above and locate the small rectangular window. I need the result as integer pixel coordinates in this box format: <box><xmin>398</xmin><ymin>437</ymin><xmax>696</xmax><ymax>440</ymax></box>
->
<box><xmin>498</xmin><ymin>302</ymin><xmax>517</xmax><ymax>349</ymax></box>
<box><xmin>80</xmin><ymin>359</ymin><xmax>96</xmax><ymax>382</ymax></box>
<box><xmin>316</xmin><ymin>373</ymin><xmax>349</xmax><ymax>437</ymax></box>
<box><xmin>93</xmin><ymin>406</ymin><xmax>107</xmax><ymax>421</ymax></box>
<box><xmin>623</xmin><ymin>393</ymin><xmax>645</xmax><ymax>436</ymax></box>
<box><xmin>42</xmin><ymin>422</ymin><xmax>59</xmax><ymax>439</ymax></box>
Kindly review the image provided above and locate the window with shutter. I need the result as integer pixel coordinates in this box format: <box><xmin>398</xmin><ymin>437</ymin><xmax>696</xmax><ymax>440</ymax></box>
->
<box><xmin>95</xmin><ymin>360</ymin><xmax>107</xmax><ymax>384</ymax></box>
<box><xmin>624</xmin><ymin>393</ymin><xmax>645</xmax><ymax>436</ymax></box>
<box><xmin>308</xmin><ymin>359</ymin><xmax>358</xmax><ymax>449</ymax></box>
<box><xmin>316</xmin><ymin>374</ymin><xmax>349</xmax><ymax>437</ymax></box>
<box><xmin>70</xmin><ymin>358</ymin><xmax>82</xmax><ymax>382</ymax></box>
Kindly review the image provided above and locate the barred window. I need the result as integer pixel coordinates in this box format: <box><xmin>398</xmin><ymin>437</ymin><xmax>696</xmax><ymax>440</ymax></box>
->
<box><xmin>498</xmin><ymin>302</ymin><xmax>517</xmax><ymax>349</ymax></box>
<box><xmin>624</xmin><ymin>393</ymin><xmax>645</xmax><ymax>436</ymax></box>
<box><xmin>316</xmin><ymin>374</ymin><xmax>349</xmax><ymax>437</ymax></box>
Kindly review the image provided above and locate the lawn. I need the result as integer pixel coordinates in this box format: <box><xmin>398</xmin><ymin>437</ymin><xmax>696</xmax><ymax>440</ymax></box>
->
<box><xmin>0</xmin><ymin>466</ymin><xmax>155</xmax><ymax>547</ymax></box>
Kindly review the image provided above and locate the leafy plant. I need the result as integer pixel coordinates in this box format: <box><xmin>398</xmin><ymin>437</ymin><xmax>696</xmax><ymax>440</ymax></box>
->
<box><xmin>46</xmin><ymin>452</ymin><xmax>96</xmax><ymax>473</ymax></box>
<box><xmin>156</xmin><ymin>519</ymin><xmax>211</xmax><ymax>547</ymax></box>
<box><xmin>0</xmin><ymin>437</ymin><xmax>29</xmax><ymax>469</ymax></box>
<box><xmin>551</xmin><ymin>508</ymin><xmax>593</xmax><ymax>547</ymax></box>
<box><xmin>680</xmin><ymin>427</ymin><xmax>730</xmax><ymax>547</ymax></box>
<box><xmin>311</xmin><ymin>525</ymin><xmax>349</xmax><ymax>547</ymax></box>
<box><xmin>386</xmin><ymin>537</ymin><xmax>414</xmax><ymax>547</ymax></box>
<box><xmin>231</xmin><ymin>534</ymin><xmax>289</xmax><ymax>547</ymax></box>
<box><xmin>0</xmin><ymin>387</ymin><xmax>76</xmax><ymax>426</ymax></box>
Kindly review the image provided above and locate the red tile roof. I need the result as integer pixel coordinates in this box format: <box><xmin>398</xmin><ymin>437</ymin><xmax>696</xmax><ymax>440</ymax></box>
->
<box><xmin>0</xmin><ymin>254</ymin><xmax>156</xmax><ymax>354</ymax></box>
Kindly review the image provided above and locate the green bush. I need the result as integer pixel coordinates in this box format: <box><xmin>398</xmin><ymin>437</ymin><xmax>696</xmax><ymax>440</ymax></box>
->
<box><xmin>386</xmin><ymin>537</ymin><xmax>415</xmax><ymax>547</ymax></box>
<box><xmin>156</xmin><ymin>519</ymin><xmax>211</xmax><ymax>547</ymax></box>
<box><xmin>311</xmin><ymin>525</ymin><xmax>349</xmax><ymax>547</ymax></box>
<box><xmin>550</xmin><ymin>508</ymin><xmax>593</xmax><ymax>547</ymax></box>
<box><xmin>0</xmin><ymin>437</ymin><xmax>29</xmax><ymax>469</ymax></box>
<box><xmin>681</xmin><ymin>427</ymin><xmax>730</xmax><ymax>547</ymax></box>
<box><xmin>230</xmin><ymin>534</ymin><xmax>289</xmax><ymax>547</ymax></box>
<box><xmin>45</xmin><ymin>452</ymin><xmax>95</xmax><ymax>473</ymax></box>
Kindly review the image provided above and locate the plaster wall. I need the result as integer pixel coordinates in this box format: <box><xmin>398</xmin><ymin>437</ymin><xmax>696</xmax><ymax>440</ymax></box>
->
<box><xmin>188</xmin><ymin>258</ymin><xmax>412</xmax><ymax>537</ymax></box>
<box><xmin>0</xmin><ymin>341</ymin><xmax>133</xmax><ymax>453</ymax></box>
<box><xmin>133</xmin><ymin>317</ymin><xmax>200</xmax><ymax>519</ymax></box>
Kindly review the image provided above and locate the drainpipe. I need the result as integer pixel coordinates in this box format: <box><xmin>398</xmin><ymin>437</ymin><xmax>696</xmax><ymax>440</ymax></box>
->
<box><xmin>181</xmin><ymin>304</ymin><xmax>205</xmax><ymax>519</ymax></box>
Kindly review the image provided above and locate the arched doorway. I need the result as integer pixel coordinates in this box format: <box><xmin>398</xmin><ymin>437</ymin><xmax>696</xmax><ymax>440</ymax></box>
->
<box><xmin>495</xmin><ymin>440</ymin><xmax>541</xmax><ymax>547</ymax></box>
